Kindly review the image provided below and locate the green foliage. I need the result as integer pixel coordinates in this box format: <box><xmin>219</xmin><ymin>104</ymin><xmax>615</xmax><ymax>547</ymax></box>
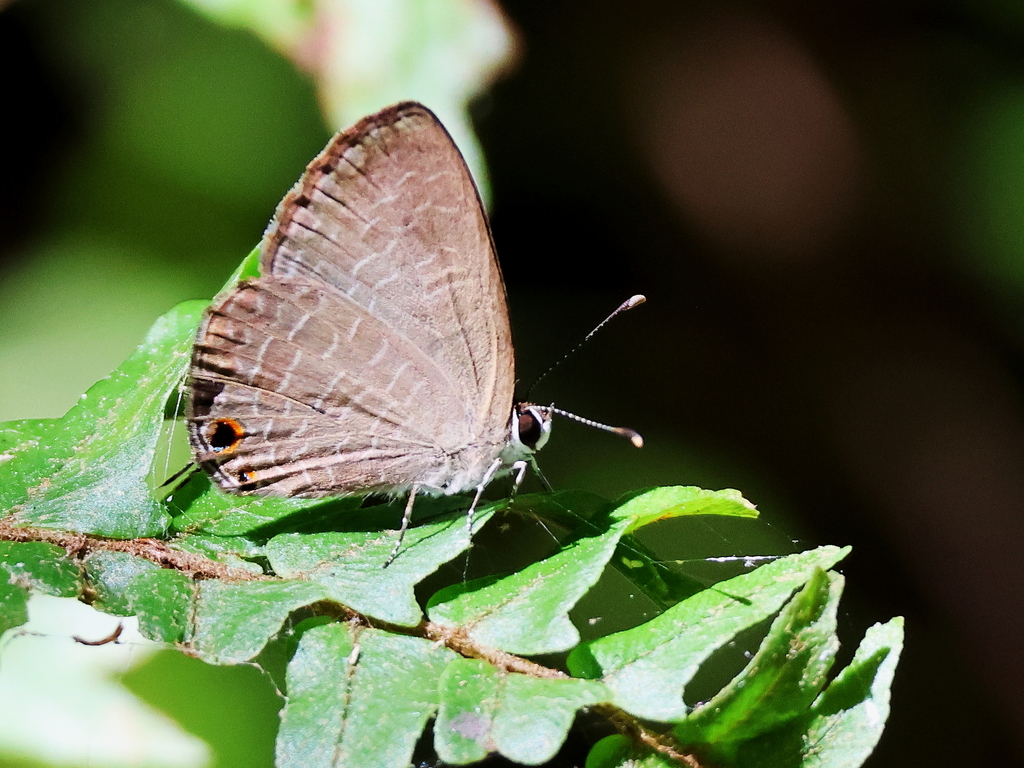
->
<box><xmin>181</xmin><ymin>0</ymin><xmax>518</xmax><ymax>203</ymax></box>
<box><xmin>427</xmin><ymin>517</ymin><xmax>631</xmax><ymax>654</ymax></box>
<box><xmin>277</xmin><ymin>623</ymin><xmax>453</xmax><ymax>768</ymax></box>
<box><xmin>7</xmin><ymin>301</ymin><xmax>206</xmax><ymax>538</ymax></box>
<box><xmin>434</xmin><ymin>658</ymin><xmax>609</xmax><ymax>765</ymax></box>
<box><xmin>0</xmin><ymin>288</ymin><xmax>903</xmax><ymax>767</ymax></box>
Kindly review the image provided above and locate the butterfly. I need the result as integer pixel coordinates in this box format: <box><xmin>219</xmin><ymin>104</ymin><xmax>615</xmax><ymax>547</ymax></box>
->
<box><xmin>186</xmin><ymin>102</ymin><xmax>554</xmax><ymax>546</ymax></box>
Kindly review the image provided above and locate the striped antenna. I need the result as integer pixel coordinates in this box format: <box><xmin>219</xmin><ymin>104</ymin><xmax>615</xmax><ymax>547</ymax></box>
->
<box><xmin>536</xmin><ymin>405</ymin><xmax>644</xmax><ymax>448</ymax></box>
<box><xmin>524</xmin><ymin>294</ymin><xmax>646</xmax><ymax>400</ymax></box>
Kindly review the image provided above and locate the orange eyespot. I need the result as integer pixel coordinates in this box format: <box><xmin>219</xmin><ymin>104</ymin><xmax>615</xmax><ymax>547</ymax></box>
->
<box><xmin>236</xmin><ymin>469</ymin><xmax>260</xmax><ymax>491</ymax></box>
<box><xmin>206</xmin><ymin>418</ymin><xmax>245</xmax><ymax>453</ymax></box>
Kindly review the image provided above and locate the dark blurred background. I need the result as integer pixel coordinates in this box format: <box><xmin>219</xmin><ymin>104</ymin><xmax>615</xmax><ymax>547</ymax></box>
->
<box><xmin>2</xmin><ymin>0</ymin><xmax>1023</xmax><ymax>765</ymax></box>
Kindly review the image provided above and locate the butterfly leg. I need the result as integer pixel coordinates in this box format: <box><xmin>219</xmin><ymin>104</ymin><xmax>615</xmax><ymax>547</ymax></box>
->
<box><xmin>383</xmin><ymin>484</ymin><xmax>420</xmax><ymax>568</ymax></box>
<box><xmin>509</xmin><ymin>460</ymin><xmax>529</xmax><ymax>498</ymax></box>
<box><xmin>464</xmin><ymin>457</ymin><xmax>504</xmax><ymax>547</ymax></box>
<box><xmin>159</xmin><ymin>462</ymin><xmax>203</xmax><ymax>495</ymax></box>
<box><xmin>529</xmin><ymin>456</ymin><xmax>553</xmax><ymax>492</ymax></box>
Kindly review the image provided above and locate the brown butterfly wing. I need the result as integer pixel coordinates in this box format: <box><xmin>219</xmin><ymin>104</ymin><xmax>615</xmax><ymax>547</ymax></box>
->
<box><xmin>188</xmin><ymin>103</ymin><xmax>515</xmax><ymax>497</ymax></box>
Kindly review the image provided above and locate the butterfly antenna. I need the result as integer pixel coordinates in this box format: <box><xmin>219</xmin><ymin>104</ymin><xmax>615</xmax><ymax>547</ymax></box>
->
<box><xmin>524</xmin><ymin>294</ymin><xmax>646</xmax><ymax>400</ymax></box>
<box><xmin>539</xmin><ymin>406</ymin><xmax>644</xmax><ymax>449</ymax></box>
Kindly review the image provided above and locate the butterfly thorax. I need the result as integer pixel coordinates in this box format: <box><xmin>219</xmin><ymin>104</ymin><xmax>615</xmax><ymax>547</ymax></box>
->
<box><xmin>411</xmin><ymin>403</ymin><xmax>552</xmax><ymax>497</ymax></box>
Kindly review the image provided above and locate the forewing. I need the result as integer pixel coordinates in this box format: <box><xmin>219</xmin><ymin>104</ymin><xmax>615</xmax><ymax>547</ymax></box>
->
<box><xmin>188</xmin><ymin>102</ymin><xmax>516</xmax><ymax>497</ymax></box>
<box><xmin>261</xmin><ymin>102</ymin><xmax>514</xmax><ymax>438</ymax></box>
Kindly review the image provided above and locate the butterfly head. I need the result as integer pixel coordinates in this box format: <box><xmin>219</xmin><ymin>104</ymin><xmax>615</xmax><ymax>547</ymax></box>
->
<box><xmin>507</xmin><ymin>403</ymin><xmax>553</xmax><ymax>460</ymax></box>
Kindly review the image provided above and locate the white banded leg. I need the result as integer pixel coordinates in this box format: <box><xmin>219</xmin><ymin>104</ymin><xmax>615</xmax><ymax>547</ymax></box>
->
<box><xmin>465</xmin><ymin>458</ymin><xmax>504</xmax><ymax>547</ymax></box>
<box><xmin>383</xmin><ymin>483</ymin><xmax>419</xmax><ymax>568</ymax></box>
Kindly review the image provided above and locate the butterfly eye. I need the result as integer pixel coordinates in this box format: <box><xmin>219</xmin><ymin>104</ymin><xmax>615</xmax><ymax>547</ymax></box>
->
<box><xmin>207</xmin><ymin>419</ymin><xmax>245</xmax><ymax>453</ymax></box>
<box><xmin>516</xmin><ymin>409</ymin><xmax>542</xmax><ymax>449</ymax></box>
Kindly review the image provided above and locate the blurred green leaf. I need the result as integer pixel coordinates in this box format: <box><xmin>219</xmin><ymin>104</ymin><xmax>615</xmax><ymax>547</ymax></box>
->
<box><xmin>0</xmin><ymin>420</ymin><xmax>62</xmax><ymax>511</ymax></box>
<box><xmin>966</xmin><ymin>85</ymin><xmax>1024</xmax><ymax>296</ymax></box>
<box><xmin>94</xmin><ymin>3</ymin><xmax>328</xmax><ymax>208</ymax></box>
<box><xmin>181</xmin><ymin>0</ymin><xmax>518</xmax><ymax>202</ymax></box>
<box><xmin>122</xmin><ymin>648</ymin><xmax>276</xmax><ymax>768</ymax></box>
<box><xmin>0</xmin><ymin>582</ymin><xmax>30</xmax><ymax>638</ymax></box>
